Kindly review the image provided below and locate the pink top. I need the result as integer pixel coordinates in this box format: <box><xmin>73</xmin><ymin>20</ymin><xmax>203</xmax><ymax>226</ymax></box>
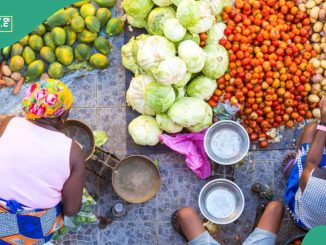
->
<box><xmin>0</xmin><ymin>117</ymin><xmax>71</xmax><ymax>209</ymax></box>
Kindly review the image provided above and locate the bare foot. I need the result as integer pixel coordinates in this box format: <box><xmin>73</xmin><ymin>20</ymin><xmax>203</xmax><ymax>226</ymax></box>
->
<box><xmin>282</xmin><ymin>151</ymin><xmax>297</xmax><ymax>179</ymax></box>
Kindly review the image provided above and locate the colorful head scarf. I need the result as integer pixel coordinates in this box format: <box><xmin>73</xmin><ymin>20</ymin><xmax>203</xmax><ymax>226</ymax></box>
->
<box><xmin>22</xmin><ymin>79</ymin><xmax>74</xmax><ymax>120</ymax></box>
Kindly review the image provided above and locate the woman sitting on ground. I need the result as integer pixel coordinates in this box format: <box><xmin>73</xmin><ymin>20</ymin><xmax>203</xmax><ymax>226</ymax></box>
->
<box><xmin>283</xmin><ymin>96</ymin><xmax>326</xmax><ymax>230</ymax></box>
<box><xmin>0</xmin><ymin>79</ymin><xmax>85</xmax><ymax>244</ymax></box>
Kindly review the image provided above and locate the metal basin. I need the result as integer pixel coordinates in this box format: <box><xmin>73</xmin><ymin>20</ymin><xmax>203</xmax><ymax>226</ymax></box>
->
<box><xmin>199</xmin><ymin>179</ymin><xmax>245</xmax><ymax>224</ymax></box>
<box><xmin>204</xmin><ymin>120</ymin><xmax>250</xmax><ymax>165</ymax></box>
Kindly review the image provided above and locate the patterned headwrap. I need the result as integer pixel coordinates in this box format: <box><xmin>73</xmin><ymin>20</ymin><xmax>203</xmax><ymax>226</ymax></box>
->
<box><xmin>22</xmin><ymin>79</ymin><xmax>74</xmax><ymax>120</ymax></box>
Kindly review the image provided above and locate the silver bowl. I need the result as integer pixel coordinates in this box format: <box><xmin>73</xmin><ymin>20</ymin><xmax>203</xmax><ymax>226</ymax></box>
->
<box><xmin>204</xmin><ymin>120</ymin><xmax>250</xmax><ymax>165</ymax></box>
<box><xmin>199</xmin><ymin>179</ymin><xmax>245</xmax><ymax>224</ymax></box>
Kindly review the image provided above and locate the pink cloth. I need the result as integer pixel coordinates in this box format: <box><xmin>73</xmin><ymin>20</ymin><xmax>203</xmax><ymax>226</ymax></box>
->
<box><xmin>0</xmin><ymin>117</ymin><xmax>71</xmax><ymax>209</ymax></box>
<box><xmin>160</xmin><ymin>132</ymin><xmax>211</xmax><ymax>179</ymax></box>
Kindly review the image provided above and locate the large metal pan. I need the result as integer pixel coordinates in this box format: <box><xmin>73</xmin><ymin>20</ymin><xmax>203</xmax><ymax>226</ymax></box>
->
<box><xmin>60</xmin><ymin>119</ymin><xmax>161</xmax><ymax>204</ymax></box>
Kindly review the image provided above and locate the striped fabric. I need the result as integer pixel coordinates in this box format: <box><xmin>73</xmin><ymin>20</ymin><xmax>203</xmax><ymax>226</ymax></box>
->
<box><xmin>0</xmin><ymin>200</ymin><xmax>63</xmax><ymax>245</ymax></box>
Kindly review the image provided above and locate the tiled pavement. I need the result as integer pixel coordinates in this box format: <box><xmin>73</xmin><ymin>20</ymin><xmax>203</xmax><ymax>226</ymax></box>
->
<box><xmin>0</xmin><ymin>3</ymin><xmax>306</xmax><ymax>245</ymax></box>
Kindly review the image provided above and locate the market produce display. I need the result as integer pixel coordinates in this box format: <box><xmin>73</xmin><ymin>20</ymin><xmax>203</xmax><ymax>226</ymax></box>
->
<box><xmin>205</xmin><ymin>0</ymin><xmax>321</xmax><ymax>147</ymax></box>
<box><xmin>0</xmin><ymin>0</ymin><xmax>123</xmax><ymax>94</ymax></box>
<box><xmin>121</xmin><ymin>0</ymin><xmax>232</xmax><ymax>146</ymax></box>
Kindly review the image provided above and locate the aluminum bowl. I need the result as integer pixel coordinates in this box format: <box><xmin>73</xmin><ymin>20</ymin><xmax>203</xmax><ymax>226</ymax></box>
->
<box><xmin>199</xmin><ymin>179</ymin><xmax>245</xmax><ymax>224</ymax></box>
<box><xmin>204</xmin><ymin>120</ymin><xmax>250</xmax><ymax>165</ymax></box>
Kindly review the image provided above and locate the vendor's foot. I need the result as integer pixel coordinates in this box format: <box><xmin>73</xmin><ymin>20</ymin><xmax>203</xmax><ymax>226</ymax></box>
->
<box><xmin>172</xmin><ymin>208</ymin><xmax>206</xmax><ymax>242</ymax></box>
<box><xmin>282</xmin><ymin>151</ymin><xmax>297</xmax><ymax>179</ymax></box>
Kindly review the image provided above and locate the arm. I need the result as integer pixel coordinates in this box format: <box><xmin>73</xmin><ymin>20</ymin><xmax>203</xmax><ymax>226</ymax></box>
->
<box><xmin>300</xmin><ymin>96</ymin><xmax>326</xmax><ymax>191</ymax></box>
<box><xmin>61</xmin><ymin>141</ymin><xmax>86</xmax><ymax>216</ymax></box>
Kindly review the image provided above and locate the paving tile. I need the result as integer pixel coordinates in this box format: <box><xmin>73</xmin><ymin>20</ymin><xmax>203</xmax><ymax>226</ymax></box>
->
<box><xmin>99</xmin><ymin>222</ymin><xmax>157</xmax><ymax>245</ymax></box>
<box><xmin>69</xmin><ymin>107</ymin><xmax>97</xmax><ymax>129</ymax></box>
<box><xmin>97</xmin><ymin>34</ymin><xmax>126</xmax><ymax>107</ymax></box>
<box><xmin>69</xmin><ymin>74</ymin><xmax>97</xmax><ymax>108</ymax></box>
<box><xmin>97</xmin><ymin>107</ymin><xmax>127</xmax><ymax>158</ymax></box>
<box><xmin>157</xmin><ymin>222</ymin><xmax>185</xmax><ymax>245</ymax></box>
<box><xmin>54</xmin><ymin>224</ymin><xmax>99</xmax><ymax>245</ymax></box>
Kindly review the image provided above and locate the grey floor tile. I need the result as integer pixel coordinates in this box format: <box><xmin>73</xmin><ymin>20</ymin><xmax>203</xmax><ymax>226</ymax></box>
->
<box><xmin>97</xmin><ymin>107</ymin><xmax>127</xmax><ymax>158</ymax></box>
<box><xmin>69</xmin><ymin>107</ymin><xmax>97</xmax><ymax>129</ymax></box>
<box><xmin>54</xmin><ymin>224</ymin><xmax>99</xmax><ymax>245</ymax></box>
<box><xmin>99</xmin><ymin>222</ymin><xmax>157</xmax><ymax>245</ymax></box>
<box><xmin>69</xmin><ymin>74</ymin><xmax>97</xmax><ymax>108</ymax></box>
<box><xmin>157</xmin><ymin>222</ymin><xmax>185</xmax><ymax>245</ymax></box>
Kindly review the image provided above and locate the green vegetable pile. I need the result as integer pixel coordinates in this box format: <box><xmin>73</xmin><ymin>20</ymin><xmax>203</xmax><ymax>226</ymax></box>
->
<box><xmin>0</xmin><ymin>0</ymin><xmax>124</xmax><ymax>82</ymax></box>
<box><xmin>121</xmin><ymin>0</ymin><xmax>231</xmax><ymax>146</ymax></box>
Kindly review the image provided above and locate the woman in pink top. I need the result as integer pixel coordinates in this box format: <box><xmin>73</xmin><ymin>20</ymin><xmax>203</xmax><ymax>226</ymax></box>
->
<box><xmin>0</xmin><ymin>79</ymin><xmax>85</xmax><ymax>244</ymax></box>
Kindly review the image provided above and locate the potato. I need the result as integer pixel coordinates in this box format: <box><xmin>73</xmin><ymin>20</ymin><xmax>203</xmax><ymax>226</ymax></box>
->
<box><xmin>310</xmin><ymin>6</ymin><xmax>320</xmax><ymax>19</ymax></box>
<box><xmin>313</xmin><ymin>108</ymin><xmax>321</xmax><ymax>118</ymax></box>
<box><xmin>312</xmin><ymin>74</ymin><xmax>323</xmax><ymax>83</ymax></box>
<box><xmin>40</xmin><ymin>73</ymin><xmax>49</xmax><ymax>81</ymax></box>
<box><xmin>322</xmin><ymin>85</ymin><xmax>326</xmax><ymax>91</ymax></box>
<box><xmin>315</xmin><ymin>0</ymin><xmax>323</xmax><ymax>5</ymax></box>
<box><xmin>318</xmin><ymin>91</ymin><xmax>326</xmax><ymax>97</ymax></box>
<box><xmin>313</xmin><ymin>21</ymin><xmax>324</xmax><ymax>32</ymax></box>
<box><xmin>316</xmin><ymin>67</ymin><xmax>324</xmax><ymax>74</ymax></box>
<box><xmin>306</xmin><ymin>1</ymin><xmax>316</xmax><ymax>9</ymax></box>
<box><xmin>299</xmin><ymin>3</ymin><xmax>306</xmax><ymax>12</ymax></box>
<box><xmin>2</xmin><ymin>76</ymin><xmax>15</xmax><ymax>87</ymax></box>
<box><xmin>312</xmin><ymin>83</ymin><xmax>321</xmax><ymax>93</ymax></box>
<box><xmin>313</xmin><ymin>44</ymin><xmax>322</xmax><ymax>54</ymax></box>
<box><xmin>311</xmin><ymin>58</ymin><xmax>321</xmax><ymax>68</ymax></box>
<box><xmin>10</xmin><ymin>72</ymin><xmax>21</xmax><ymax>81</ymax></box>
<box><xmin>321</xmin><ymin>60</ymin><xmax>326</xmax><ymax>69</ymax></box>
<box><xmin>308</xmin><ymin>94</ymin><xmax>320</xmax><ymax>103</ymax></box>
<box><xmin>312</xmin><ymin>33</ymin><xmax>321</xmax><ymax>43</ymax></box>
<box><xmin>321</xmin><ymin>78</ymin><xmax>326</xmax><ymax>86</ymax></box>
<box><xmin>1</xmin><ymin>65</ymin><xmax>12</xmax><ymax>77</ymax></box>
<box><xmin>320</xmin><ymin>9</ymin><xmax>326</xmax><ymax>22</ymax></box>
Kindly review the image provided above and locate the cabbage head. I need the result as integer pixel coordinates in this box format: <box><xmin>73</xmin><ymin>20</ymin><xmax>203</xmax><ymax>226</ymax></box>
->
<box><xmin>206</xmin><ymin>22</ymin><xmax>226</xmax><ymax>46</ymax></box>
<box><xmin>188</xmin><ymin>1</ymin><xmax>215</xmax><ymax>33</ymax></box>
<box><xmin>156</xmin><ymin>113</ymin><xmax>183</xmax><ymax>133</ymax></box>
<box><xmin>122</xmin><ymin>0</ymin><xmax>154</xmax><ymax>18</ymax></box>
<box><xmin>174</xmin><ymin>72</ymin><xmax>192</xmax><ymax>88</ymax></box>
<box><xmin>144</xmin><ymin>81</ymin><xmax>176</xmax><ymax>113</ymax></box>
<box><xmin>186</xmin><ymin>104</ymin><xmax>212</xmax><ymax>132</ymax></box>
<box><xmin>163</xmin><ymin>18</ymin><xmax>186</xmax><ymax>42</ymax></box>
<box><xmin>203</xmin><ymin>0</ymin><xmax>224</xmax><ymax>16</ymax></box>
<box><xmin>153</xmin><ymin>0</ymin><xmax>172</xmax><ymax>7</ymax></box>
<box><xmin>171</xmin><ymin>0</ymin><xmax>182</xmax><ymax>6</ymax></box>
<box><xmin>176</xmin><ymin>0</ymin><xmax>201</xmax><ymax>28</ymax></box>
<box><xmin>176</xmin><ymin>32</ymin><xmax>200</xmax><ymax>47</ymax></box>
<box><xmin>202</xmin><ymin>44</ymin><xmax>229</xmax><ymax>79</ymax></box>
<box><xmin>127</xmin><ymin>15</ymin><xmax>148</xmax><ymax>29</ymax></box>
<box><xmin>147</xmin><ymin>7</ymin><xmax>176</xmax><ymax>36</ymax></box>
<box><xmin>126</xmin><ymin>74</ymin><xmax>156</xmax><ymax>115</ymax></box>
<box><xmin>173</xmin><ymin>86</ymin><xmax>186</xmax><ymax>100</ymax></box>
<box><xmin>178</xmin><ymin>40</ymin><xmax>205</xmax><ymax>73</ymax></box>
<box><xmin>186</xmin><ymin>75</ymin><xmax>217</xmax><ymax>100</ymax></box>
<box><xmin>128</xmin><ymin>115</ymin><xmax>162</xmax><ymax>146</ymax></box>
<box><xmin>131</xmin><ymin>34</ymin><xmax>149</xmax><ymax>60</ymax></box>
<box><xmin>168</xmin><ymin>97</ymin><xmax>213</xmax><ymax>128</ymax></box>
<box><xmin>136</xmin><ymin>35</ymin><xmax>176</xmax><ymax>73</ymax></box>
<box><xmin>153</xmin><ymin>56</ymin><xmax>187</xmax><ymax>86</ymax></box>
<box><xmin>121</xmin><ymin>37</ymin><xmax>143</xmax><ymax>74</ymax></box>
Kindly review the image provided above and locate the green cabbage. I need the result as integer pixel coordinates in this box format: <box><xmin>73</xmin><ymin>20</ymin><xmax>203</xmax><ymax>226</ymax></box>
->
<box><xmin>153</xmin><ymin>56</ymin><xmax>187</xmax><ymax>86</ymax></box>
<box><xmin>168</xmin><ymin>97</ymin><xmax>213</xmax><ymax>128</ymax></box>
<box><xmin>121</xmin><ymin>37</ymin><xmax>143</xmax><ymax>74</ymax></box>
<box><xmin>174</xmin><ymin>72</ymin><xmax>192</xmax><ymax>88</ymax></box>
<box><xmin>186</xmin><ymin>75</ymin><xmax>217</xmax><ymax>100</ymax></box>
<box><xmin>156</xmin><ymin>113</ymin><xmax>183</xmax><ymax>133</ymax></box>
<box><xmin>203</xmin><ymin>0</ymin><xmax>224</xmax><ymax>16</ymax></box>
<box><xmin>163</xmin><ymin>18</ymin><xmax>186</xmax><ymax>42</ymax></box>
<box><xmin>206</xmin><ymin>22</ymin><xmax>226</xmax><ymax>46</ymax></box>
<box><xmin>177</xmin><ymin>32</ymin><xmax>200</xmax><ymax>46</ymax></box>
<box><xmin>147</xmin><ymin>7</ymin><xmax>176</xmax><ymax>36</ymax></box>
<box><xmin>131</xmin><ymin>34</ymin><xmax>149</xmax><ymax>60</ymax></box>
<box><xmin>127</xmin><ymin>15</ymin><xmax>148</xmax><ymax>29</ymax></box>
<box><xmin>122</xmin><ymin>0</ymin><xmax>154</xmax><ymax>18</ymax></box>
<box><xmin>93</xmin><ymin>130</ymin><xmax>108</xmax><ymax>147</ymax></box>
<box><xmin>186</xmin><ymin>104</ymin><xmax>212</xmax><ymax>132</ymax></box>
<box><xmin>136</xmin><ymin>35</ymin><xmax>176</xmax><ymax>73</ymax></box>
<box><xmin>126</xmin><ymin>74</ymin><xmax>156</xmax><ymax>115</ymax></box>
<box><xmin>202</xmin><ymin>44</ymin><xmax>229</xmax><ymax>79</ymax></box>
<box><xmin>178</xmin><ymin>40</ymin><xmax>205</xmax><ymax>73</ymax></box>
<box><xmin>144</xmin><ymin>81</ymin><xmax>176</xmax><ymax>113</ymax></box>
<box><xmin>171</xmin><ymin>0</ymin><xmax>183</xmax><ymax>6</ymax></box>
<box><xmin>176</xmin><ymin>0</ymin><xmax>201</xmax><ymax>28</ymax></box>
<box><xmin>153</xmin><ymin>0</ymin><xmax>172</xmax><ymax>7</ymax></box>
<box><xmin>173</xmin><ymin>86</ymin><xmax>186</xmax><ymax>99</ymax></box>
<box><xmin>188</xmin><ymin>1</ymin><xmax>215</xmax><ymax>33</ymax></box>
<box><xmin>128</xmin><ymin>115</ymin><xmax>162</xmax><ymax>146</ymax></box>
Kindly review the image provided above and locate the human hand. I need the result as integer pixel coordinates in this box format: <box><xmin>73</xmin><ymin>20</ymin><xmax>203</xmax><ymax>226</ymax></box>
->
<box><xmin>320</xmin><ymin>96</ymin><xmax>326</xmax><ymax>124</ymax></box>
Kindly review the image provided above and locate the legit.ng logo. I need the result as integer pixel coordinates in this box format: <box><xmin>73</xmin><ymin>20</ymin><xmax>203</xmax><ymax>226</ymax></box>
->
<box><xmin>0</xmin><ymin>16</ymin><xmax>13</xmax><ymax>32</ymax></box>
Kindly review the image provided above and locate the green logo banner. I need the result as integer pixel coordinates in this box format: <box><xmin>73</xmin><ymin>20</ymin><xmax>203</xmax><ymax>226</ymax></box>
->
<box><xmin>303</xmin><ymin>226</ymin><xmax>326</xmax><ymax>245</ymax></box>
<box><xmin>0</xmin><ymin>0</ymin><xmax>76</xmax><ymax>49</ymax></box>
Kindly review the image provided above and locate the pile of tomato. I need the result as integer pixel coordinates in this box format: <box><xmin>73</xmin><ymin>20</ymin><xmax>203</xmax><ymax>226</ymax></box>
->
<box><xmin>208</xmin><ymin>0</ymin><xmax>317</xmax><ymax>147</ymax></box>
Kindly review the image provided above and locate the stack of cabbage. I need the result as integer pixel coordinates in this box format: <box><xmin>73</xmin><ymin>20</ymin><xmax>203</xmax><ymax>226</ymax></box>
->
<box><xmin>121</xmin><ymin>0</ymin><xmax>230</xmax><ymax>146</ymax></box>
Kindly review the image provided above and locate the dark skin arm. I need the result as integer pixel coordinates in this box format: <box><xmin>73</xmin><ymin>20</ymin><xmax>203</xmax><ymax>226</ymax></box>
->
<box><xmin>62</xmin><ymin>140</ymin><xmax>86</xmax><ymax>217</ymax></box>
<box><xmin>300</xmin><ymin>96</ymin><xmax>326</xmax><ymax>192</ymax></box>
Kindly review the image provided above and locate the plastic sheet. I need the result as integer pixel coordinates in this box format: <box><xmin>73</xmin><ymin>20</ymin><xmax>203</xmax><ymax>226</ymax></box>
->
<box><xmin>160</xmin><ymin>132</ymin><xmax>211</xmax><ymax>179</ymax></box>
